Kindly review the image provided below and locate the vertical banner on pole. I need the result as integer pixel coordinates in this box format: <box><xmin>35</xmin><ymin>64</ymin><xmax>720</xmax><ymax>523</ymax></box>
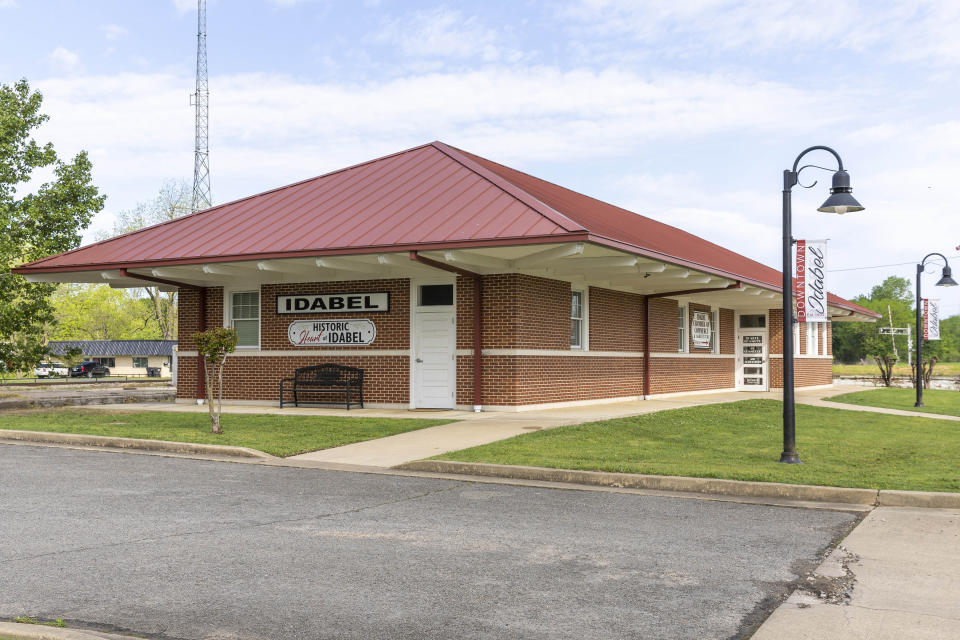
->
<box><xmin>795</xmin><ymin>239</ymin><xmax>828</xmax><ymax>322</ymax></box>
<box><xmin>924</xmin><ymin>298</ymin><xmax>940</xmax><ymax>340</ymax></box>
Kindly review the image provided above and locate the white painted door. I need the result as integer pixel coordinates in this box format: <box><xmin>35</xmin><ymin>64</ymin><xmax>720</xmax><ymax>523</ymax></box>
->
<box><xmin>736</xmin><ymin>329</ymin><xmax>768</xmax><ymax>391</ymax></box>
<box><xmin>414</xmin><ymin>310</ymin><xmax>456</xmax><ymax>408</ymax></box>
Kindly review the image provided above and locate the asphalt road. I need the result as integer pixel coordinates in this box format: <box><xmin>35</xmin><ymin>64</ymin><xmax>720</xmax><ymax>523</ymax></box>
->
<box><xmin>0</xmin><ymin>445</ymin><xmax>859</xmax><ymax>640</ymax></box>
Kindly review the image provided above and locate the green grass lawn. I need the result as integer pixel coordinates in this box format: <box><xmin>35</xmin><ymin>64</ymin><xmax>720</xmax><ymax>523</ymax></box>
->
<box><xmin>0</xmin><ymin>409</ymin><xmax>451</xmax><ymax>457</ymax></box>
<box><xmin>434</xmin><ymin>399</ymin><xmax>960</xmax><ymax>492</ymax></box>
<box><xmin>833</xmin><ymin>361</ymin><xmax>960</xmax><ymax>377</ymax></box>
<box><xmin>826</xmin><ymin>387</ymin><xmax>960</xmax><ymax>417</ymax></box>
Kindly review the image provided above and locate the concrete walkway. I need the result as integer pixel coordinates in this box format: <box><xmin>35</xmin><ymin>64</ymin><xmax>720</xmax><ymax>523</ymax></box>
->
<box><xmin>752</xmin><ymin>506</ymin><xmax>960</xmax><ymax>639</ymax></box>
<box><xmin>78</xmin><ymin>385</ymin><xmax>960</xmax><ymax>468</ymax></box>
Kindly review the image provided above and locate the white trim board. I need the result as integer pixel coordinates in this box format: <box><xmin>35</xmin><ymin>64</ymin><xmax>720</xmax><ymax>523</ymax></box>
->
<box><xmin>176</xmin><ymin>349</ymin><xmax>410</xmax><ymax>357</ymax></box>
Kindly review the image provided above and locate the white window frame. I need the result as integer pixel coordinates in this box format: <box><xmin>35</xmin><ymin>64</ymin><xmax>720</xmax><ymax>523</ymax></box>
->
<box><xmin>571</xmin><ymin>288</ymin><xmax>588</xmax><ymax>350</ymax></box>
<box><xmin>710</xmin><ymin>307</ymin><xmax>720</xmax><ymax>354</ymax></box>
<box><xmin>806</xmin><ymin>321</ymin><xmax>819</xmax><ymax>356</ymax></box>
<box><xmin>225</xmin><ymin>288</ymin><xmax>261</xmax><ymax>349</ymax></box>
<box><xmin>677</xmin><ymin>304</ymin><xmax>688</xmax><ymax>353</ymax></box>
<box><xmin>794</xmin><ymin>320</ymin><xmax>801</xmax><ymax>356</ymax></box>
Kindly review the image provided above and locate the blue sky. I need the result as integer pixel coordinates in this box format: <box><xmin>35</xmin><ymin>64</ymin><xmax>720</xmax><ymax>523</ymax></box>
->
<box><xmin>3</xmin><ymin>0</ymin><xmax>960</xmax><ymax>311</ymax></box>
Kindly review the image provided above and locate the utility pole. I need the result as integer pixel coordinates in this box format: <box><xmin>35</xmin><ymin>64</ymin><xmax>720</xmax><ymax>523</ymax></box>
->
<box><xmin>190</xmin><ymin>0</ymin><xmax>211</xmax><ymax>212</ymax></box>
<box><xmin>887</xmin><ymin>305</ymin><xmax>897</xmax><ymax>359</ymax></box>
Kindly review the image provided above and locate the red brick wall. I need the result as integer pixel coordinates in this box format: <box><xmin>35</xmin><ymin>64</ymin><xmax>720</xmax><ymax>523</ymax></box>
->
<box><xmin>479</xmin><ymin>356</ymin><xmax>645</xmax><ymax>405</ymax></box>
<box><xmin>176</xmin><ymin>278</ymin><xmax>825</xmax><ymax>406</ymax></box>
<box><xmin>650</xmin><ymin>358</ymin><xmax>734</xmax><ymax>394</ymax></box>
<box><xmin>589</xmin><ymin>287</ymin><xmax>644</xmax><ymax>351</ymax></box>
<box><xmin>262</xmin><ymin>280</ymin><xmax>409</xmax><ymax>350</ymax></box>
<box><xmin>720</xmin><ymin>308</ymin><xmax>735</xmax><ymax>354</ymax></box>
<box><xmin>649</xmin><ymin>298</ymin><xmax>679</xmax><ymax>352</ymax></box>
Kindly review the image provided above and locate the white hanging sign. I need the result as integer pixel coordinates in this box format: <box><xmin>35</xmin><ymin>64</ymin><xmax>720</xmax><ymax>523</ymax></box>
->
<box><xmin>691</xmin><ymin>311</ymin><xmax>712</xmax><ymax>349</ymax></box>
<box><xmin>287</xmin><ymin>319</ymin><xmax>377</xmax><ymax>346</ymax></box>
<box><xmin>924</xmin><ymin>299</ymin><xmax>940</xmax><ymax>340</ymax></box>
<box><xmin>795</xmin><ymin>239</ymin><xmax>828</xmax><ymax>323</ymax></box>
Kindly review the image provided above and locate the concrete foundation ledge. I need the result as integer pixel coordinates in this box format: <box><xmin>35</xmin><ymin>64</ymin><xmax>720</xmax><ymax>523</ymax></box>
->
<box><xmin>0</xmin><ymin>621</ymin><xmax>142</xmax><ymax>640</ymax></box>
<box><xmin>397</xmin><ymin>460</ymin><xmax>880</xmax><ymax>505</ymax></box>
<box><xmin>0</xmin><ymin>429</ymin><xmax>273</xmax><ymax>459</ymax></box>
<box><xmin>878</xmin><ymin>489</ymin><xmax>960</xmax><ymax>509</ymax></box>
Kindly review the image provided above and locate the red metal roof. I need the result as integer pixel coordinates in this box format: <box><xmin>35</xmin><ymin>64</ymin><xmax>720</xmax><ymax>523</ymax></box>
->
<box><xmin>15</xmin><ymin>140</ymin><xmax>877</xmax><ymax>317</ymax></box>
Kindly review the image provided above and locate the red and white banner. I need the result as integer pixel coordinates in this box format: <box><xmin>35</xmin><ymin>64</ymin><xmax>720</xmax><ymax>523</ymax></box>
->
<box><xmin>924</xmin><ymin>299</ymin><xmax>941</xmax><ymax>340</ymax></box>
<box><xmin>795</xmin><ymin>239</ymin><xmax>828</xmax><ymax>323</ymax></box>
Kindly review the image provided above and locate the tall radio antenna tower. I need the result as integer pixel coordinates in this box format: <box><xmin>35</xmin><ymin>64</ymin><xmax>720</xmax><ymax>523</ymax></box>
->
<box><xmin>190</xmin><ymin>0</ymin><xmax>211</xmax><ymax>212</ymax></box>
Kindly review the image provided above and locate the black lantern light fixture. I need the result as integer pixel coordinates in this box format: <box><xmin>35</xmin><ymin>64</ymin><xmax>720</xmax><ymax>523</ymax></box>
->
<box><xmin>780</xmin><ymin>147</ymin><xmax>864</xmax><ymax>464</ymax></box>
<box><xmin>914</xmin><ymin>253</ymin><xmax>958</xmax><ymax>407</ymax></box>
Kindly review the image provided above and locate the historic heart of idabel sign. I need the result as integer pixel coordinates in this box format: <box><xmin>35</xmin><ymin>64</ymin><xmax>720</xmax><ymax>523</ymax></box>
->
<box><xmin>288</xmin><ymin>320</ymin><xmax>377</xmax><ymax>346</ymax></box>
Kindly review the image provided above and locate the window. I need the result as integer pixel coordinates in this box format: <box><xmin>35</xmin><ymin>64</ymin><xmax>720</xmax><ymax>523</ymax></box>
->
<box><xmin>806</xmin><ymin>322</ymin><xmax>819</xmax><ymax>356</ymax></box>
<box><xmin>132</xmin><ymin>357</ymin><xmax>148</xmax><ymax>368</ymax></box>
<box><xmin>419</xmin><ymin>284</ymin><xmax>453</xmax><ymax>306</ymax></box>
<box><xmin>739</xmin><ymin>314</ymin><xmax>766</xmax><ymax>329</ymax></box>
<box><xmin>571</xmin><ymin>290</ymin><xmax>584</xmax><ymax>348</ymax></box>
<box><xmin>93</xmin><ymin>357</ymin><xmax>115</xmax><ymax>368</ymax></box>
<box><xmin>677</xmin><ymin>305</ymin><xmax>688</xmax><ymax>352</ymax></box>
<box><xmin>231</xmin><ymin>291</ymin><xmax>260</xmax><ymax>347</ymax></box>
<box><xmin>710</xmin><ymin>310</ymin><xmax>719</xmax><ymax>354</ymax></box>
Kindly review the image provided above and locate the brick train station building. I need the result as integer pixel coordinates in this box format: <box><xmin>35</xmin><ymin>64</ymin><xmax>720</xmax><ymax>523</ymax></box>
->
<box><xmin>16</xmin><ymin>142</ymin><xmax>878</xmax><ymax>411</ymax></box>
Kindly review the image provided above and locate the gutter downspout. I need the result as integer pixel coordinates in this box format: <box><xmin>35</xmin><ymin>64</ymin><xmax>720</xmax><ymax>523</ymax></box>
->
<box><xmin>409</xmin><ymin>251</ymin><xmax>483</xmax><ymax>412</ymax></box>
<box><xmin>642</xmin><ymin>282</ymin><xmax>742</xmax><ymax>399</ymax></box>
<box><xmin>119</xmin><ymin>269</ymin><xmax>206</xmax><ymax>404</ymax></box>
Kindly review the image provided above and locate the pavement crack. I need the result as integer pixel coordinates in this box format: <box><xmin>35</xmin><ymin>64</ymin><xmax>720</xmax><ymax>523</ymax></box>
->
<box><xmin>1</xmin><ymin>482</ymin><xmax>462</xmax><ymax>565</ymax></box>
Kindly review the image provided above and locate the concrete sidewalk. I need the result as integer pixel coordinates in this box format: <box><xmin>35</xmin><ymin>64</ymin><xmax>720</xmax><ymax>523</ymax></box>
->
<box><xmin>78</xmin><ymin>386</ymin><xmax>960</xmax><ymax>468</ymax></box>
<box><xmin>752</xmin><ymin>506</ymin><xmax>960</xmax><ymax>639</ymax></box>
<box><xmin>285</xmin><ymin>391</ymin><xmax>779</xmax><ymax>467</ymax></box>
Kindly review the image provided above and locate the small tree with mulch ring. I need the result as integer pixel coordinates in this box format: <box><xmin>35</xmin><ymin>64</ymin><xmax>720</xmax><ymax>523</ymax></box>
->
<box><xmin>194</xmin><ymin>327</ymin><xmax>238</xmax><ymax>434</ymax></box>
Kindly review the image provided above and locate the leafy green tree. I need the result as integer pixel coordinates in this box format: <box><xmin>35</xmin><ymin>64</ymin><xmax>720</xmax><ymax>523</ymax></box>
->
<box><xmin>1</xmin><ymin>79</ymin><xmax>105</xmax><ymax>366</ymax></box>
<box><xmin>50</xmin><ymin>284</ymin><xmax>160</xmax><ymax>340</ymax></box>
<box><xmin>194</xmin><ymin>327</ymin><xmax>238</xmax><ymax>434</ymax></box>
<box><xmin>99</xmin><ymin>180</ymin><xmax>190</xmax><ymax>340</ymax></box>
<box><xmin>869</xmin><ymin>276</ymin><xmax>913</xmax><ymax>306</ymax></box>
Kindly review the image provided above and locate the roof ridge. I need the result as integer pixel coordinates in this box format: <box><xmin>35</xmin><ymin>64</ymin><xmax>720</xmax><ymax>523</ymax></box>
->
<box><xmin>429</xmin><ymin>142</ymin><xmax>586</xmax><ymax>234</ymax></box>
<box><xmin>20</xmin><ymin>142</ymin><xmax>440</xmax><ymax>270</ymax></box>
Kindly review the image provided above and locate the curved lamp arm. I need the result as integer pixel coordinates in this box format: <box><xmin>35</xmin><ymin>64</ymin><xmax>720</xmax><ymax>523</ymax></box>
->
<box><xmin>920</xmin><ymin>252</ymin><xmax>949</xmax><ymax>269</ymax></box>
<box><xmin>792</xmin><ymin>146</ymin><xmax>844</xmax><ymax>173</ymax></box>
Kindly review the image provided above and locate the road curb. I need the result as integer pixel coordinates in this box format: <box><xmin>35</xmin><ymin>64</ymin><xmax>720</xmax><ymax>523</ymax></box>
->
<box><xmin>0</xmin><ymin>621</ymin><xmax>141</xmax><ymax>640</ymax></box>
<box><xmin>401</xmin><ymin>461</ymin><xmax>960</xmax><ymax>508</ymax></box>
<box><xmin>397</xmin><ymin>460</ymin><xmax>880</xmax><ymax>505</ymax></box>
<box><xmin>878</xmin><ymin>489</ymin><xmax>960</xmax><ymax>509</ymax></box>
<box><xmin>0</xmin><ymin>429</ymin><xmax>273</xmax><ymax>459</ymax></box>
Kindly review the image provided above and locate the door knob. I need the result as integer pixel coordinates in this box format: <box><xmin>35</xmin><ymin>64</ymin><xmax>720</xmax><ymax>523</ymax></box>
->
<box><xmin>415</xmin><ymin>358</ymin><xmax>423</xmax><ymax>363</ymax></box>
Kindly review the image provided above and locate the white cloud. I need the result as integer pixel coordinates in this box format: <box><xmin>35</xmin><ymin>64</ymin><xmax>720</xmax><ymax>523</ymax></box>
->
<box><xmin>172</xmin><ymin>0</ymin><xmax>195</xmax><ymax>14</ymax></box>
<box><xmin>101</xmin><ymin>23</ymin><xmax>129</xmax><ymax>41</ymax></box>
<box><xmin>48</xmin><ymin>47</ymin><xmax>81</xmax><ymax>73</ymax></box>
<box><xmin>26</xmin><ymin>64</ymin><xmax>960</xmax><ymax>304</ymax></box>
<box><xmin>0</xmin><ymin>0</ymin><xmax>17</xmax><ymax>7</ymax></box>
<box><xmin>377</xmin><ymin>7</ymin><xmax>502</xmax><ymax>61</ymax></box>
<box><xmin>562</xmin><ymin>0</ymin><xmax>960</xmax><ymax>65</ymax></box>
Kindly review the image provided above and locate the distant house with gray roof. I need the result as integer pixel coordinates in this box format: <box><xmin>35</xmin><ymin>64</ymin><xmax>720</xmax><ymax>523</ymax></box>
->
<box><xmin>46</xmin><ymin>340</ymin><xmax>176</xmax><ymax>377</ymax></box>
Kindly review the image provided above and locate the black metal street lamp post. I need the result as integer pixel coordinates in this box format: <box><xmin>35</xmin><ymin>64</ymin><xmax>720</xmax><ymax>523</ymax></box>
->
<box><xmin>914</xmin><ymin>254</ymin><xmax>957</xmax><ymax>407</ymax></box>
<box><xmin>780</xmin><ymin>147</ymin><xmax>864</xmax><ymax>463</ymax></box>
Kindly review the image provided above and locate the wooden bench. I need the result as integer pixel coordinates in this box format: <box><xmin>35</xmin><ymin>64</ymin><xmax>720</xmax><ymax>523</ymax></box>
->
<box><xmin>279</xmin><ymin>364</ymin><xmax>364</xmax><ymax>409</ymax></box>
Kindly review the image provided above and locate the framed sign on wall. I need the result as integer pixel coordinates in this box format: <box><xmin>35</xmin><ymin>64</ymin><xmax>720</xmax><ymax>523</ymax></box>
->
<box><xmin>691</xmin><ymin>311</ymin><xmax>711</xmax><ymax>349</ymax></box>
<box><xmin>288</xmin><ymin>320</ymin><xmax>376</xmax><ymax>346</ymax></box>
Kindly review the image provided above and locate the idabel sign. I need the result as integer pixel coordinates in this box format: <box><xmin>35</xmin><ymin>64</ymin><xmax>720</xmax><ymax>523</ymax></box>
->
<box><xmin>795</xmin><ymin>240</ymin><xmax>828</xmax><ymax>323</ymax></box>
<box><xmin>288</xmin><ymin>320</ymin><xmax>377</xmax><ymax>346</ymax></box>
<box><xmin>277</xmin><ymin>292</ymin><xmax>389</xmax><ymax>314</ymax></box>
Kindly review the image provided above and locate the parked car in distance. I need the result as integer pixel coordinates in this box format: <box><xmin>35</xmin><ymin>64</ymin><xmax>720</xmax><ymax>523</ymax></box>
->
<box><xmin>69</xmin><ymin>361</ymin><xmax>111</xmax><ymax>378</ymax></box>
<box><xmin>34</xmin><ymin>362</ymin><xmax>69</xmax><ymax>378</ymax></box>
